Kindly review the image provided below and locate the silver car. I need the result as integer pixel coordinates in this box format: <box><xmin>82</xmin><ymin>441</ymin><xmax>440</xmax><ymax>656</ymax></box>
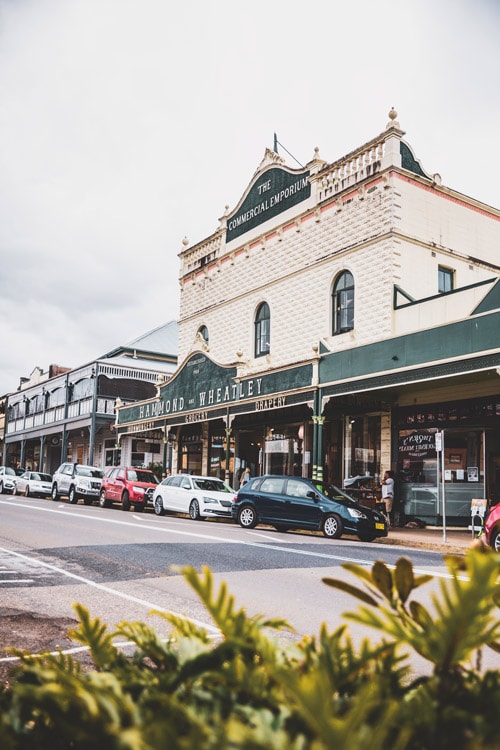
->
<box><xmin>151</xmin><ymin>474</ymin><xmax>234</xmax><ymax>520</ymax></box>
<box><xmin>15</xmin><ymin>471</ymin><xmax>53</xmax><ymax>498</ymax></box>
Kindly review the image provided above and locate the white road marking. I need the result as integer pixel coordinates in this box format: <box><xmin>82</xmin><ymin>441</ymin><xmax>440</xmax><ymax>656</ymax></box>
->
<box><xmin>0</xmin><ymin>545</ymin><xmax>220</xmax><ymax>634</ymax></box>
<box><xmin>0</xmin><ymin>498</ymin><xmax>466</xmax><ymax>580</ymax></box>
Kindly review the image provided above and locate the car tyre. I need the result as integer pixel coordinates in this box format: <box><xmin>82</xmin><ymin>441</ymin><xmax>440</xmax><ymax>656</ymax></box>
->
<box><xmin>323</xmin><ymin>514</ymin><xmax>343</xmax><ymax>539</ymax></box>
<box><xmin>358</xmin><ymin>533</ymin><xmax>376</xmax><ymax>543</ymax></box>
<box><xmin>51</xmin><ymin>484</ymin><xmax>59</xmax><ymax>501</ymax></box>
<box><xmin>238</xmin><ymin>505</ymin><xmax>257</xmax><ymax>529</ymax></box>
<box><xmin>189</xmin><ymin>498</ymin><xmax>204</xmax><ymax>520</ymax></box>
<box><xmin>154</xmin><ymin>496</ymin><xmax>165</xmax><ymax>516</ymax></box>
<box><xmin>69</xmin><ymin>486</ymin><xmax>78</xmax><ymax>504</ymax></box>
<box><xmin>490</xmin><ymin>528</ymin><xmax>500</xmax><ymax>552</ymax></box>
<box><xmin>99</xmin><ymin>489</ymin><xmax>111</xmax><ymax>508</ymax></box>
<box><xmin>0</xmin><ymin>481</ymin><xmax>3</xmax><ymax>494</ymax></box>
<box><xmin>121</xmin><ymin>491</ymin><xmax>131</xmax><ymax>511</ymax></box>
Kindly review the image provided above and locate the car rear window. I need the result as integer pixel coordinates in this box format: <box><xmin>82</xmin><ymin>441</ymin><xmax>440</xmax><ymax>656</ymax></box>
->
<box><xmin>259</xmin><ymin>478</ymin><xmax>285</xmax><ymax>494</ymax></box>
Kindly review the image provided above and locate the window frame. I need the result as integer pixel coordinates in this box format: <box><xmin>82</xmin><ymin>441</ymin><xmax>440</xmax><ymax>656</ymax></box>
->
<box><xmin>332</xmin><ymin>271</ymin><xmax>355</xmax><ymax>335</ymax></box>
<box><xmin>254</xmin><ymin>302</ymin><xmax>271</xmax><ymax>358</ymax></box>
<box><xmin>438</xmin><ymin>266</ymin><xmax>454</xmax><ymax>294</ymax></box>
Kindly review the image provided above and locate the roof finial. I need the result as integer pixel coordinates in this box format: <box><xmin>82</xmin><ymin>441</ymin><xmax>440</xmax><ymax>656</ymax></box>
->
<box><xmin>387</xmin><ymin>107</ymin><xmax>400</xmax><ymax>129</ymax></box>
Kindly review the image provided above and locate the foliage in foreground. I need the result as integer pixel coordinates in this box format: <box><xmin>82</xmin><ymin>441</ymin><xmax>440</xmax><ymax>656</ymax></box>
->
<box><xmin>1</xmin><ymin>544</ymin><xmax>500</xmax><ymax>749</ymax></box>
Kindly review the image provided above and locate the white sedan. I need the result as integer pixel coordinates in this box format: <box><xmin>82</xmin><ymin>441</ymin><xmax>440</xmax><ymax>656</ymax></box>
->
<box><xmin>15</xmin><ymin>471</ymin><xmax>53</xmax><ymax>498</ymax></box>
<box><xmin>151</xmin><ymin>474</ymin><xmax>234</xmax><ymax>520</ymax></box>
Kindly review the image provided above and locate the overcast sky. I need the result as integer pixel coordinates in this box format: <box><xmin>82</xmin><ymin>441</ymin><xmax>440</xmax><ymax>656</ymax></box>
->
<box><xmin>1</xmin><ymin>0</ymin><xmax>499</xmax><ymax>395</ymax></box>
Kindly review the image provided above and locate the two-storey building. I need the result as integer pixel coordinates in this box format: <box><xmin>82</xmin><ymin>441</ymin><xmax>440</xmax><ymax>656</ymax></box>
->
<box><xmin>5</xmin><ymin>321</ymin><xmax>177</xmax><ymax>473</ymax></box>
<box><xmin>116</xmin><ymin>111</ymin><xmax>500</xmax><ymax>525</ymax></box>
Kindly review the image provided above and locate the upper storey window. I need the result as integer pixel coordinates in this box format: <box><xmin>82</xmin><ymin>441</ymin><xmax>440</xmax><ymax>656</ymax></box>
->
<box><xmin>438</xmin><ymin>266</ymin><xmax>454</xmax><ymax>294</ymax></box>
<box><xmin>197</xmin><ymin>325</ymin><xmax>209</xmax><ymax>346</ymax></box>
<box><xmin>255</xmin><ymin>302</ymin><xmax>270</xmax><ymax>357</ymax></box>
<box><xmin>332</xmin><ymin>271</ymin><xmax>354</xmax><ymax>334</ymax></box>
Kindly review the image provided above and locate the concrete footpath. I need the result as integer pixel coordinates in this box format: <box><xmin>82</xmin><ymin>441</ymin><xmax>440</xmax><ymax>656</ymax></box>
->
<box><xmin>376</xmin><ymin>525</ymin><xmax>480</xmax><ymax>555</ymax></box>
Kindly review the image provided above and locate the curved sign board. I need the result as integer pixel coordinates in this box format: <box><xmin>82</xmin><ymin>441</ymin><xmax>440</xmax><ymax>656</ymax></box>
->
<box><xmin>226</xmin><ymin>166</ymin><xmax>310</xmax><ymax>243</ymax></box>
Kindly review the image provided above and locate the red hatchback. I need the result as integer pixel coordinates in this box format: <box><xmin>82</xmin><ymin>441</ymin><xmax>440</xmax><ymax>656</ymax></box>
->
<box><xmin>99</xmin><ymin>466</ymin><xmax>159</xmax><ymax>511</ymax></box>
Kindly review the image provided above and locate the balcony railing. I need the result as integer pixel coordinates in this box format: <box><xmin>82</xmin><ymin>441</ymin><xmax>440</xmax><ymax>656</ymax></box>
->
<box><xmin>6</xmin><ymin>397</ymin><xmax>118</xmax><ymax>435</ymax></box>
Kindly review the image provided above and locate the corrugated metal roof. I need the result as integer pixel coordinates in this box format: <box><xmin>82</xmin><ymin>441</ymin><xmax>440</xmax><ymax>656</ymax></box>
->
<box><xmin>125</xmin><ymin>320</ymin><xmax>178</xmax><ymax>355</ymax></box>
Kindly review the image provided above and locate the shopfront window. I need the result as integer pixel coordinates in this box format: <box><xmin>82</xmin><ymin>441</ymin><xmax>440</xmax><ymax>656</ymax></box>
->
<box><xmin>344</xmin><ymin>415</ymin><xmax>380</xmax><ymax>482</ymax></box>
<box><xmin>180</xmin><ymin>428</ymin><xmax>203</xmax><ymax>475</ymax></box>
<box><xmin>264</xmin><ymin>425</ymin><xmax>304</xmax><ymax>476</ymax></box>
<box><xmin>398</xmin><ymin>428</ymin><xmax>485</xmax><ymax>524</ymax></box>
<box><xmin>209</xmin><ymin>425</ymin><xmax>233</xmax><ymax>480</ymax></box>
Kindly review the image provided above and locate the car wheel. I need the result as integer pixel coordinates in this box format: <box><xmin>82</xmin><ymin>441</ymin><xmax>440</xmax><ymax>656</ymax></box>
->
<box><xmin>189</xmin><ymin>499</ymin><xmax>204</xmax><ymax>520</ymax></box>
<box><xmin>51</xmin><ymin>484</ymin><xmax>59</xmax><ymax>501</ymax></box>
<box><xmin>358</xmin><ymin>533</ymin><xmax>376</xmax><ymax>543</ymax></box>
<box><xmin>121</xmin><ymin>491</ymin><xmax>131</xmax><ymax>511</ymax></box>
<box><xmin>154</xmin><ymin>496</ymin><xmax>165</xmax><ymax>516</ymax></box>
<box><xmin>323</xmin><ymin>514</ymin><xmax>343</xmax><ymax>539</ymax></box>
<box><xmin>69</xmin><ymin>486</ymin><xmax>79</xmax><ymax>504</ymax></box>
<box><xmin>99</xmin><ymin>489</ymin><xmax>111</xmax><ymax>508</ymax></box>
<box><xmin>0</xmin><ymin>481</ymin><xmax>3</xmax><ymax>494</ymax></box>
<box><xmin>490</xmin><ymin>528</ymin><xmax>500</xmax><ymax>552</ymax></box>
<box><xmin>25</xmin><ymin>485</ymin><xmax>31</xmax><ymax>498</ymax></box>
<box><xmin>274</xmin><ymin>525</ymin><xmax>289</xmax><ymax>533</ymax></box>
<box><xmin>238</xmin><ymin>505</ymin><xmax>257</xmax><ymax>529</ymax></box>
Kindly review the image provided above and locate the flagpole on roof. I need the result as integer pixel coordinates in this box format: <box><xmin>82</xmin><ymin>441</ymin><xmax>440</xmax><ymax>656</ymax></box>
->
<box><xmin>272</xmin><ymin>133</ymin><xmax>304</xmax><ymax>168</ymax></box>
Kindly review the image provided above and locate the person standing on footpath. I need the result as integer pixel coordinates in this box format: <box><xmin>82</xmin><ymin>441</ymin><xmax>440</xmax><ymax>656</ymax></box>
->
<box><xmin>239</xmin><ymin>467</ymin><xmax>251</xmax><ymax>487</ymax></box>
<box><xmin>381</xmin><ymin>470</ymin><xmax>395</xmax><ymax>526</ymax></box>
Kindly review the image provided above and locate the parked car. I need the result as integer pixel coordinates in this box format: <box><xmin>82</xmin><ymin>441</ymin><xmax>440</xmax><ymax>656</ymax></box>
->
<box><xmin>151</xmin><ymin>474</ymin><xmax>234</xmax><ymax>520</ymax></box>
<box><xmin>0</xmin><ymin>466</ymin><xmax>17</xmax><ymax>495</ymax></box>
<box><xmin>232</xmin><ymin>475</ymin><xmax>388</xmax><ymax>542</ymax></box>
<box><xmin>51</xmin><ymin>463</ymin><xmax>104</xmax><ymax>505</ymax></box>
<box><xmin>484</xmin><ymin>502</ymin><xmax>500</xmax><ymax>551</ymax></box>
<box><xmin>99</xmin><ymin>466</ymin><xmax>159</xmax><ymax>511</ymax></box>
<box><xmin>14</xmin><ymin>471</ymin><xmax>53</xmax><ymax>498</ymax></box>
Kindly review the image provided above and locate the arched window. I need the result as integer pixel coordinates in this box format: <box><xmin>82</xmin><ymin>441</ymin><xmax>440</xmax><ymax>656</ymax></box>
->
<box><xmin>254</xmin><ymin>302</ymin><xmax>270</xmax><ymax>357</ymax></box>
<box><xmin>332</xmin><ymin>271</ymin><xmax>354</xmax><ymax>334</ymax></box>
<box><xmin>198</xmin><ymin>325</ymin><xmax>209</xmax><ymax>346</ymax></box>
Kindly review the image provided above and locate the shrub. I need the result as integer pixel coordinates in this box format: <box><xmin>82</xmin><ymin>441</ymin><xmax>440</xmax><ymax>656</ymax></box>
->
<box><xmin>1</xmin><ymin>545</ymin><xmax>500</xmax><ymax>749</ymax></box>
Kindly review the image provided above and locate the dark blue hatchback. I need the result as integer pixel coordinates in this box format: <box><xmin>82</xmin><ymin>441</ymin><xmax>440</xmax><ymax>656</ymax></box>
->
<box><xmin>232</xmin><ymin>475</ymin><xmax>388</xmax><ymax>542</ymax></box>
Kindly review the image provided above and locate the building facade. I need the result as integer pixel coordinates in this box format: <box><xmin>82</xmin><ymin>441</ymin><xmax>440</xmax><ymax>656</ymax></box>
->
<box><xmin>116</xmin><ymin>111</ymin><xmax>500</xmax><ymax>525</ymax></box>
<box><xmin>4</xmin><ymin>322</ymin><xmax>178</xmax><ymax>474</ymax></box>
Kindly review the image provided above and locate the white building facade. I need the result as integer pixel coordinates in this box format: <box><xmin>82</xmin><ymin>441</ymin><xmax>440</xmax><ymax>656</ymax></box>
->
<box><xmin>117</xmin><ymin>111</ymin><xmax>500</xmax><ymax>525</ymax></box>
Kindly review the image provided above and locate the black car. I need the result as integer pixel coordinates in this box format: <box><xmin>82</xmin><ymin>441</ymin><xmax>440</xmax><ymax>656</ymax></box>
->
<box><xmin>232</xmin><ymin>475</ymin><xmax>388</xmax><ymax>542</ymax></box>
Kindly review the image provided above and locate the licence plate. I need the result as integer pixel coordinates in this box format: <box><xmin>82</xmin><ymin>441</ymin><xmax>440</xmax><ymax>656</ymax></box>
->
<box><xmin>375</xmin><ymin>523</ymin><xmax>385</xmax><ymax>530</ymax></box>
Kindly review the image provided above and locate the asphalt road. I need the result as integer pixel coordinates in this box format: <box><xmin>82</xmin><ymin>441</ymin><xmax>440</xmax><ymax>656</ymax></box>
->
<box><xmin>1</xmin><ymin>493</ymin><xmax>498</xmax><ymax>678</ymax></box>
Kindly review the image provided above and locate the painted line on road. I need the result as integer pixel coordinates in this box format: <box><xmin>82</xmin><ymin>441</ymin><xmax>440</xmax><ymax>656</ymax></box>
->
<box><xmin>0</xmin><ymin>498</ymin><xmax>466</xmax><ymax>580</ymax></box>
<box><xmin>0</xmin><ymin>545</ymin><xmax>220</xmax><ymax>635</ymax></box>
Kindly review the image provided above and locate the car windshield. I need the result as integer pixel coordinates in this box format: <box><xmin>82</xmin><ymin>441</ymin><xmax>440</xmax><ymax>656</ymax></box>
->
<box><xmin>4</xmin><ymin>467</ymin><xmax>16</xmax><ymax>476</ymax></box>
<box><xmin>126</xmin><ymin>470</ymin><xmax>158</xmax><ymax>484</ymax></box>
<box><xmin>33</xmin><ymin>473</ymin><xmax>52</xmax><ymax>482</ymax></box>
<box><xmin>75</xmin><ymin>466</ymin><xmax>104</xmax><ymax>478</ymax></box>
<box><xmin>193</xmin><ymin>478</ymin><xmax>229</xmax><ymax>492</ymax></box>
<box><xmin>321</xmin><ymin>483</ymin><xmax>358</xmax><ymax>505</ymax></box>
